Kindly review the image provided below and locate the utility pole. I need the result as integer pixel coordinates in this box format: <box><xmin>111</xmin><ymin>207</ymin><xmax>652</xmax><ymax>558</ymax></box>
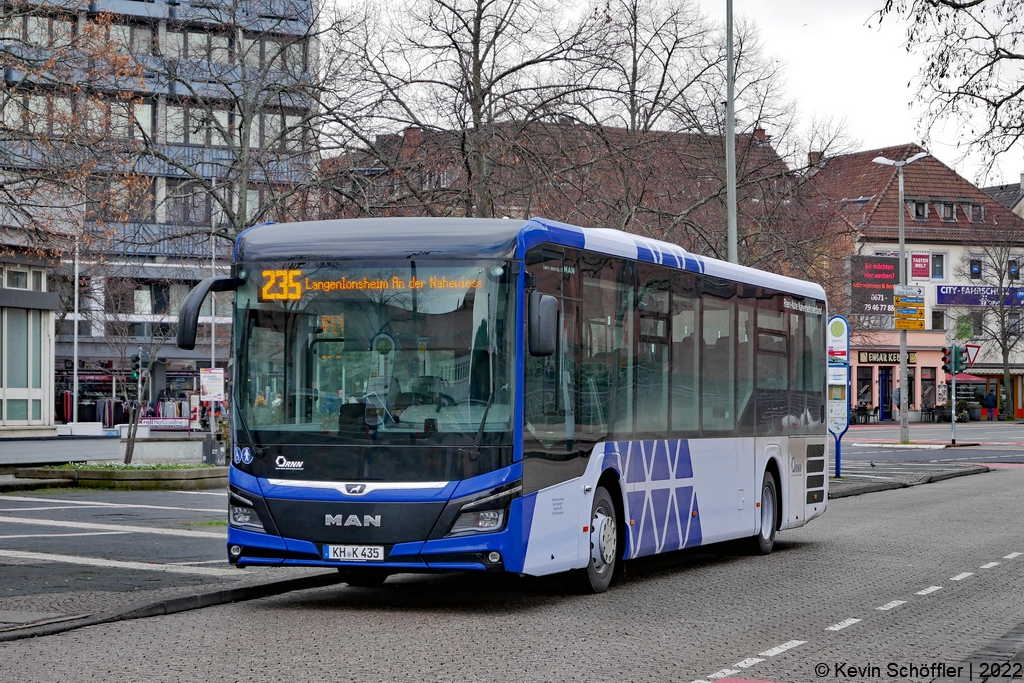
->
<box><xmin>725</xmin><ymin>0</ymin><xmax>738</xmax><ymax>264</ymax></box>
<box><xmin>872</xmin><ymin>152</ymin><xmax>927</xmax><ymax>443</ymax></box>
<box><xmin>72</xmin><ymin>237</ymin><xmax>79</xmax><ymax>423</ymax></box>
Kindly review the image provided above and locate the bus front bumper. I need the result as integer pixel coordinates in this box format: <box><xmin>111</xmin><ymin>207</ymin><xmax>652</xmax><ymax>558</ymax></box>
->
<box><xmin>227</xmin><ymin>496</ymin><xmax>527</xmax><ymax>573</ymax></box>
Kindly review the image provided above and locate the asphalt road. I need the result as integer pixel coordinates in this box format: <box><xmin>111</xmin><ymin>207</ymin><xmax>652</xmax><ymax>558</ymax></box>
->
<box><xmin>2</xmin><ymin>466</ymin><xmax>1021</xmax><ymax>682</ymax></box>
<box><xmin>0</xmin><ymin>489</ymin><xmax>231</xmax><ymax>597</ymax></box>
<box><xmin>839</xmin><ymin>421</ymin><xmax>1024</xmax><ymax>464</ymax></box>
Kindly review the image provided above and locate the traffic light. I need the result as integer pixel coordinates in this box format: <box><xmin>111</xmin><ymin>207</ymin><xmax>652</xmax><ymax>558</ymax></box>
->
<box><xmin>130</xmin><ymin>354</ymin><xmax>141</xmax><ymax>380</ymax></box>
<box><xmin>942</xmin><ymin>347</ymin><xmax>952</xmax><ymax>374</ymax></box>
<box><xmin>953</xmin><ymin>345</ymin><xmax>967</xmax><ymax>374</ymax></box>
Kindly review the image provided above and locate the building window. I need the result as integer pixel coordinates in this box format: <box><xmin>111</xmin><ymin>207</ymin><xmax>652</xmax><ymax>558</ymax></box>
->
<box><xmin>0</xmin><ymin>306</ymin><xmax>49</xmax><ymax>425</ymax></box>
<box><xmin>164</xmin><ymin>105</ymin><xmax>230</xmax><ymax>147</ymax></box>
<box><xmin>6</xmin><ymin>269</ymin><xmax>28</xmax><ymax>289</ymax></box>
<box><xmin>971</xmin><ymin>311</ymin><xmax>985</xmax><ymax>337</ymax></box>
<box><xmin>931</xmin><ymin>309</ymin><xmax>944</xmax><ymax>331</ymax></box>
<box><xmin>86</xmin><ymin>176</ymin><xmax>154</xmax><ymax>222</ymax></box>
<box><xmin>938</xmin><ymin>203</ymin><xmax>954</xmax><ymax>221</ymax></box>
<box><xmin>921</xmin><ymin>368</ymin><xmax>936</xmax><ymax>408</ymax></box>
<box><xmin>110</xmin><ymin>23</ymin><xmax>154</xmax><ymax>56</ymax></box>
<box><xmin>969</xmin><ymin>258</ymin><xmax>982</xmax><ymax>279</ymax></box>
<box><xmin>963</xmin><ymin>204</ymin><xmax>983</xmax><ymax>222</ymax></box>
<box><xmin>857</xmin><ymin>366</ymin><xmax>873</xmax><ymax>405</ymax></box>
<box><xmin>911</xmin><ymin>201</ymin><xmax>927</xmax><ymax>220</ymax></box>
<box><xmin>165</xmin><ymin>179</ymin><xmax>211</xmax><ymax>226</ymax></box>
<box><xmin>932</xmin><ymin>253</ymin><xmax>945</xmax><ymax>279</ymax></box>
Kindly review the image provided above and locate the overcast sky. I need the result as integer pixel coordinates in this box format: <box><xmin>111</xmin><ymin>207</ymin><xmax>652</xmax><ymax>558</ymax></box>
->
<box><xmin>695</xmin><ymin>0</ymin><xmax>1021</xmax><ymax>187</ymax></box>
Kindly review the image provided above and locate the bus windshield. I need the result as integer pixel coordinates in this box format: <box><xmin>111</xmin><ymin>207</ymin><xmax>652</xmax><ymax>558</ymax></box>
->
<box><xmin>235</xmin><ymin>260</ymin><xmax>516</xmax><ymax>449</ymax></box>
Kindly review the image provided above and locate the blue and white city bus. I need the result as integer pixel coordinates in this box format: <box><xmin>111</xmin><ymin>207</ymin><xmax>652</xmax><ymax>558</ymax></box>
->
<box><xmin>177</xmin><ymin>217</ymin><xmax>827</xmax><ymax>592</ymax></box>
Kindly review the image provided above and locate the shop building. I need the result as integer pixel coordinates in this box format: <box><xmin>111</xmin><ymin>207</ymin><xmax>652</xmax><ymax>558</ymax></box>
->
<box><xmin>812</xmin><ymin>143</ymin><xmax>1024</xmax><ymax>420</ymax></box>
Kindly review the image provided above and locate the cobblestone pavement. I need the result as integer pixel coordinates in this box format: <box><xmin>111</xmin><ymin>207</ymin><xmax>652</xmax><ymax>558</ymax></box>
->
<box><xmin>0</xmin><ymin>467</ymin><xmax>1020</xmax><ymax>682</ymax></box>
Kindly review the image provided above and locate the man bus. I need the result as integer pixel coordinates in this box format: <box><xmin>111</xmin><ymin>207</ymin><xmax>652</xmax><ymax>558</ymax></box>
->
<box><xmin>177</xmin><ymin>217</ymin><xmax>827</xmax><ymax>593</ymax></box>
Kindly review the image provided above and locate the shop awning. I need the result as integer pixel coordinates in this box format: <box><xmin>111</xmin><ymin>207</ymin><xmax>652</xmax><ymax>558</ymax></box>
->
<box><xmin>945</xmin><ymin>372</ymin><xmax>987</xmax><ymax>382</ymax></box>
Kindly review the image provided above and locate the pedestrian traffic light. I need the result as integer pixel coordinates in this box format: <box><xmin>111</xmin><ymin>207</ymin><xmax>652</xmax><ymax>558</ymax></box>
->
<box><xmin>131</xmin><ymin>354</ymin><xmax>141</xmax><ymax>379</ymax></box>
<box><xmin>942</xmin><ymin>347</ymin><xmax>952</xmax><ymax>374</ymax></box>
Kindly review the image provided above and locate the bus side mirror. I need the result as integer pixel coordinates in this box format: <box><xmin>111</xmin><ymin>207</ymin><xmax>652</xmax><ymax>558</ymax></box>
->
<box><xmin>177</xmin><ymin>276</ymin><xmax>236</xmax><ymax>350</ymax></box>
<box><xmin>529</xmin><ymin>291</ymin><xmax>557</xmax><ymax>357</ymax></box>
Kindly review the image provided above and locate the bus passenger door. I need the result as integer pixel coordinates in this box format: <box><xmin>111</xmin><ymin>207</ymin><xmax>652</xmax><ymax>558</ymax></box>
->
<box><xmin>522</xmin><ymin>246</ymin><xmax>586</xmax><ymax>575</ymax></box>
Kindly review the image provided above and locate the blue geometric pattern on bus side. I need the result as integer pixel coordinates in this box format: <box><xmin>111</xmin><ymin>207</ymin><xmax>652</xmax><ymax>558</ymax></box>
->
<box><xmin>648</xmin><ymin>441</ymin><xmax>671</xmax><ymax>481</ymax></box>
<box><xmin>600</xmin><ymin>440</ymin><xmax>696</xmax><ymax>559</ymax></box>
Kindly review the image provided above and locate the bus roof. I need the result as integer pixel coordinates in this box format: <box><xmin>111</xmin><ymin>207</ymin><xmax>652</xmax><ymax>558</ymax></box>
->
<box><xmin>235</xmin><ymin>217</ymin><xmax>825</xmax><ymax>300</ymax></box>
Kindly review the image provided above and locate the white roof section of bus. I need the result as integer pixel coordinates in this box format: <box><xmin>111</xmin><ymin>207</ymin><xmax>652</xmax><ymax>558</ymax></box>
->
<box><xmin>569</xmin><ymin>224</ymin><xmax>826</xmax><ymax>301</ymax></box>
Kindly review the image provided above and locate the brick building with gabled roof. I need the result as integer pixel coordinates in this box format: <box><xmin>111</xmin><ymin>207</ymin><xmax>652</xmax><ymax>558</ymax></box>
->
<box><xmin>810</xmin><ymin>143</ymin><xmax>1024</xmax><ymax>420</ymax></box>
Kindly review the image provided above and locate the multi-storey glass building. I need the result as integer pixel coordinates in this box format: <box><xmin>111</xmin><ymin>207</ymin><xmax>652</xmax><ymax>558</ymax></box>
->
<box><xmin>2</xmin><ymin>0</ymin><xmax>313</xmax><ymax>425</ymax></box>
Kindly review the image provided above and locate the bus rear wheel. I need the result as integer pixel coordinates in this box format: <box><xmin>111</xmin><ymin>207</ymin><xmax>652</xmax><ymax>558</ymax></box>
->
<box><xmin>574</xmin><ymin>486</ymin><xmax>619</xmax><ymax>594</ymax></box>
<box><xmin>751</xmin><ymin>471</ymin><xmax>778</xmax><ymax>555</ymax></box>
<box><xmin>339</xmin><ymin>567</ymin><xmax>390</xmax><ymax>587</ymax></box>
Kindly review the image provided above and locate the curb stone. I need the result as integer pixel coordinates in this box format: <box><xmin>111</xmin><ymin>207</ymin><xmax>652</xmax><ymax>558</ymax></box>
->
<box><xmin>829</xmin><ymin>464</ymin><xmax>990</xmax><ymax>499</ymax></box>
<box><xmin>0</xmin><ymin>571</ymin><xmax>346</xmax><ymax>642</ymax></box>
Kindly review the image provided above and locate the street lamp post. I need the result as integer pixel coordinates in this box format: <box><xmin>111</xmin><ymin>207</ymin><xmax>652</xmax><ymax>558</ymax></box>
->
<box><xmin>872</xmin><ymin>151</ymin><xmax>928</xmax><ymax>444</ymax></box>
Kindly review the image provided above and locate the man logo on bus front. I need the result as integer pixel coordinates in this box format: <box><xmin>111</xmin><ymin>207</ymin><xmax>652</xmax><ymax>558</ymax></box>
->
<box><xmin>345</xmin><ymin>484</ymin><xmax>367</xmax><ymax>495</ymax></box>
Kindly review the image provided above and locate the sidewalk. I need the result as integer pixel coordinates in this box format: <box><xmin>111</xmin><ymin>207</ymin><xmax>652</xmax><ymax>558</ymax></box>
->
<box><xmin>829</xmin><ymin>461</ymin><xmax>989</xmax><ymax>498</ymax></box>
<box><xmin>0</xmin><ymin>565</ymin><xmax>344</xmax><ymax>642</ymax></box>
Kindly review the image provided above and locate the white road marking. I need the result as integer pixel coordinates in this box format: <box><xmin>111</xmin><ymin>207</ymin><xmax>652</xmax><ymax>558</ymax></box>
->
<box><xmin>759</xmin><ymin>640</ymin><xmax>806</xmax><ymax>657</ymax></box>
<box><xmin>826</xmin><ymin>618</ymin><xmax>861</xmax><ymax>631</ymax></box>
<box><xmin>168</xmin><ymin>491</ymin><xmax>227</xmax><ymax>496</ymax></box>
<box><xmin>0</xmin><ymin>495</ymin><xmax>223</xmax><ymax>513</ymax></box>
<box><xmin>734</xmin><ymin>658</ymin><xmax>764</xmax><ymax>668</ymax></box>
<box><xmin>166</xmin><ymin>559</ymin><xmax>228</xmax><ymax>565</ymax></box>
<box><xmin>1005</xmin><ymin>552</ymin><xmax>1022</xmax><ymax>559</ymax></box>
<box><xmin>980</xmin><ymin>562</ymin><xmax>1000</xmax><ymax>569</ymax></box>
<box><xmin>0</xmin><ymin>550</ymin><xmax>241</xmax><ymax>577</ymax></box>
<box><xmin>877</xmin><ymin>600</ymin><xmax>906</xmax><ymax>611</ymax></box>
<box><xmin>916</xmin><ymin>586</ymin><xmax>942</xmax><ymax>595</ymax></box>
<box><xmin>0</xmin><ymin>516</ymin><xmax>226</xmax><ymax>539</ymax></box>
<box><xmin>951</xmin><ymin>572</ymin><xmax>974</xmax><ymax>581</ymax></box>
<box><xmin>0</xmin><ymin>531</ymin><xmax>129</xmax><ymax>540</ymax></box>
<box><xmin>706</xmin><ymin>669</ymin><xmax>740</xmax><ymax>680</ymax></box>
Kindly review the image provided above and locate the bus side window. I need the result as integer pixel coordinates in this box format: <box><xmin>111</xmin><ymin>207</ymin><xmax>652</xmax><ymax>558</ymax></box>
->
<box><xmin>671</xmin><ymin>272</ymin><xmax>700</xmax><ymax>435</ymax></box>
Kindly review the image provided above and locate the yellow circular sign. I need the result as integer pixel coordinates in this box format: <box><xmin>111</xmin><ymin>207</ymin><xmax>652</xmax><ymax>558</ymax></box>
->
<box><xmin>376</xmin><ymin>337</ymin><xmax>393</xmax><ymax>355</ymax></box>
<box><xmin>830</xmin><ymin>320</ymin><xmax>844</xmax><ymax>337</ymax></box>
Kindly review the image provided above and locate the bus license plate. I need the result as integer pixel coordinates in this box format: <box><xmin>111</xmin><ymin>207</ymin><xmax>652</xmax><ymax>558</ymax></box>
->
<box><xmin>324</xmin><ymin>545</ymin><xmax>384</xmax><ymax>562</ymax></box>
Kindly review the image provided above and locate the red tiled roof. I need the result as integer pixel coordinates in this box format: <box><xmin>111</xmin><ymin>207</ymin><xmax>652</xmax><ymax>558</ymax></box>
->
<box><xmin>809</xmin><ymin>143</ymin><xmax>1024</xmax><ymax>242</ymax></box>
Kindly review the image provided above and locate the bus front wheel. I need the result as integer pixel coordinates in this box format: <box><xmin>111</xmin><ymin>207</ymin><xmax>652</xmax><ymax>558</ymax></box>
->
<box><xmin>574</xmin><ymin>486</ymin><xmax>619</xmax><ymax>594</ymax></box>
<box><xmin>751</xmin><ymin>471</ymin><xmax>778</xmax><ymax>555</ymax></box>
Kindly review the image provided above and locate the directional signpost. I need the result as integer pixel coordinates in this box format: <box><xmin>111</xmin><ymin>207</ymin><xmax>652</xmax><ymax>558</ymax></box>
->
<box><xmin>827</xmin><ymin>316</ymin><xmax>851</xmax><ymax>477</ymax></box>
<box><xmin>893</xmin><ymin>285</ymin><xmax>925</xmax><ymax>330</ymax></box>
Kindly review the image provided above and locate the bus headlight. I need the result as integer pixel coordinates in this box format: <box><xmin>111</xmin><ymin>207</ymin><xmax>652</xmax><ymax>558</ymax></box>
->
<box><xmin>228</xmin><ymin>488</ymin><xmax>266</xmax><ymax>532</ymax></box>
<box><xmin>229</xmin><ymin>505</ymin><xmax>265</xmax><ymax>532</ymax></box>
<box><xmin>449</xmin><ymin>509</ymin><xmax>505</xmax><ymax>536</ymax></box>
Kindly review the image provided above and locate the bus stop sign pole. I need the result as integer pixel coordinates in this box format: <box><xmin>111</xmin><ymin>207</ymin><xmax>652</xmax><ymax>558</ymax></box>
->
<box><xmin>827</xmin><ymin>316</ymin><xmax>851</xmax><ymax>478</ymax></box>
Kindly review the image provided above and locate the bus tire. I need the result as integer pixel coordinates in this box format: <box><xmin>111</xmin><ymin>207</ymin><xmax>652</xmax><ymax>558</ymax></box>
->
<box><xmin>340</xmin><ymin>567</ymin><xmax>390</xmax><ymax>587</ymax></box>
<box><xmin>574</xmin><ymin>486</ymin><xmax>619</xmax><ymax>594</ymax></box>
<box><xmin>751</xmin><ymin>471</ymin><xmax>778</xmax><ymax>555</ymax></box>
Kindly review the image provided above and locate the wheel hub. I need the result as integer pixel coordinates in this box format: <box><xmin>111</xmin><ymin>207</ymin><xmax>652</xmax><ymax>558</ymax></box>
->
<box><xmin>760</xmin><ymin>485</ymin><xmax>775</xmax><ymax>540</ymax></box>
<box><xmin>591</xmin><ymin>511</ymin><xmax>616</xmax><ymax>569</ymax></box>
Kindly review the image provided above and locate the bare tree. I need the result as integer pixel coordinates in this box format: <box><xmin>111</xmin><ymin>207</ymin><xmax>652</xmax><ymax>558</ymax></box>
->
<box><xmin>1</xmin><ymin>6</ymin><xmax>146</xmax><ymax>259</ymax></box>
<box><xmin>878</xmin><ymin>0</ymin><xmax>1024</xmax><ymax>177</ymax></box>
<box><xmin>326</xmin><ymin>0</ymin><xmax>602</xmax><ymax>218</ymax></box>
<box><xmin>951</xmin><ymin>229</ymin><xmax>1024</xmax><ymax>412</ymax></box>
<box><xmin>101</xmin><ymin>267</ymin><xmax>194</xmax><ymax>463</ymax></box>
